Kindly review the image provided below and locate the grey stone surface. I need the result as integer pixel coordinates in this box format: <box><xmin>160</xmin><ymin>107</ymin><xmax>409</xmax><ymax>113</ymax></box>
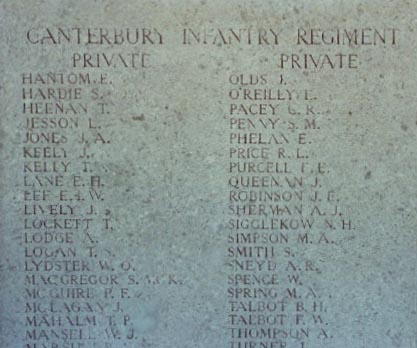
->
<box><xmin>0</xmin><ymin>1</ymin><xmax>416</xmax><ymax>348</ymax></box>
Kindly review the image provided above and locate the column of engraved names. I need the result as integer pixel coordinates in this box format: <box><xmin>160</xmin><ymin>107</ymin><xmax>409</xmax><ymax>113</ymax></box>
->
<box><xmin>226</xmin><ymin>73</ymin><xmax>352</xmax><ymax>348</ymax></box>
<box><xmin>20</xmin><ymin>71</ymin><xmax>137</xmax><ymax>348</ymax></box>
